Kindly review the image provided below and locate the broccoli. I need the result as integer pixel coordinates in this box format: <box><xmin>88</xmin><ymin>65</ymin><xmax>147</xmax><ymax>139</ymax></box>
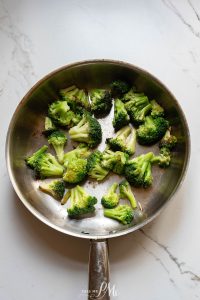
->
<box><xmin>67</xmin><ymin>185</ymin><xmax>97</xmax><ymax>217</ymax></box>
<box><xmin>63</xmin><ymin>144</ymin><xmax>91</xmax><ymax>168</ymax></box>
<box><xmin>136</xmin><ymin>116</ymin><xmax>169</xmax><ymax>145</ymax></box>
<box><xmin>60</xmin><ymin>85</ymin><xmax>90</xmax><ymax>110</ymax></box>
<box><xmin>151</xmin><ymin>147</ymin><xmax>171</xmax><ymax>168</ymax></box>
<box><xmin>61</xmin><ymin>189</ymin><xmax>71</xmax><ymax>205</ymax></box>
<box><xmin>87</xmin><ymin>150</ymin><xmax>109</xmax><ymax>181</ymax></box>
<box><xmin>89</xmin><ymin>89</ymin><xmax>112</xmax><ymax>116</ymax></box>
<box><xmin>35</xmin><ymin>153</ymin><xmax>64</xmax><ymax>179</ymax></box>
<box><xmin>119</xmin><ymin>180</ymin><xmax>137</xmax><ymax>209</ymax></box>
<box><xmin>159</xmin><ymin>127</ymin><xmax>177</xmax><ymax>150</ymax></box>
<box><xmin>43</xmin><ymin>116</ymin><xmax>57</xmax><ymax>135</ymax></box>
<box><xmin>113</xmin><ymin>99</ymin><xmax>130</xmax><ymax>130</ymax></box>
<box><xmin>69</xmin><ymin>113</ymin><xmax>102</xmax><ymax>148</ymax></box>
<box><xmin>25</xmin><ymin>145</ymin><xmax>48</xmax><ymax>169</ymax></box>
<box><xmin>101</xmin><ymin>149</ymin><xmax>129</xmax><ymax>175</ymax></box>
<box><xmin>110</xmin><ymin>80</ymin><xmax>130</xmax><ymax>97</ymax></box>
<box><xmin>48</xmin><ymin>100</ymin><xmax>75</xmax><ymax>126</ymax></box>
<box><xmin>150</xmin><ymin>99</ymin><xmax>164</xmax><ymax>117</ymax></box>
<box><xmin>63</xmin><ymin>157</ymin><xmax>88</xmax><ymax>184</ymax></box>
<box><xmin>101</xmin><ymin>183</ymin><xmax>119</xmax><ymax>208</ymax></box>
<box><xmin>106</xmin><ymin>126</ymin><xmax>136</xmax><ymax>155</ymax></box>
<box><xmin>122</xmin><ymin>87</ymin><xmax>139</xmax><ymax>102</ymax></box>
<box><xmin>39</xmin><ymin>179</ymin><xmax>65</xmax><ymax>200</ymax></box>
<box><xmin>125</xmin><ymin>152</ymin><xmax>154</xmax><ymax>187</ymax></box>
<box><xmin>48</xmin><ymin>131</ymin><xmax>67</xmax><ymax>164</ymax></box>
<box><xmin>104</xmin><ymin>205</ymin><xmax>133</xmax><ymax>225</ymax></box>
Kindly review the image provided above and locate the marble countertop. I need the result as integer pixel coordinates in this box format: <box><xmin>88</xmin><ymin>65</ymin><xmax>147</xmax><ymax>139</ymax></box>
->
<box><xmin>1</xmin><ymin>0</ymin><xmax>200</xmax><ymax>299</ymax></box>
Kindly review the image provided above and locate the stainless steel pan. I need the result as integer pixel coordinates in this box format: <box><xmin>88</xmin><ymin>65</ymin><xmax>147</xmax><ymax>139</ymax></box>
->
<box><xmin>6</xmin><ymin>60</ymin><xmax>190</xmax><ymax>299</ymax></box>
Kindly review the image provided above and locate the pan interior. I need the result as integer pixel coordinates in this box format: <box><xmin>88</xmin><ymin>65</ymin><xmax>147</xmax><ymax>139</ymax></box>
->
<box><xmin>7</xmin><ymin>61</ymin><xmax>189</xmax><ymax>239</ymax></box>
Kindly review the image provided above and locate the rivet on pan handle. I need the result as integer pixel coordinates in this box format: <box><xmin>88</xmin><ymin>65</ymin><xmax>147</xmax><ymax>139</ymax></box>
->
<box><xmin>88</xmin><ymin>239</ymin><xmax>110</xmax><ymax>300</ymax></box>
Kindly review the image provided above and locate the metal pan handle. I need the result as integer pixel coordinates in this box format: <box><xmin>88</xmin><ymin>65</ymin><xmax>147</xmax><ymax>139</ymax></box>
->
<box><xmin>88</xmin><ymin>239</ymin><xmax>110</xmax><ymax>300</ymax></box>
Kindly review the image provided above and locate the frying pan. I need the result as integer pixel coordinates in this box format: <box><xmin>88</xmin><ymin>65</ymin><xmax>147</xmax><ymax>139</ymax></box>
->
<box><xmin>6</xmin><ymin>60</ymin><xmax>190</xmax><ymax>299</ymax></box>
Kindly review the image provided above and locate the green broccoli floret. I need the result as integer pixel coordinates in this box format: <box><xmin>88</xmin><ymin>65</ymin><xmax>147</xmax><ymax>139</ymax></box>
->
<box><xmin>106</xmin><ymin>126</ymin><xmax>136</xmax><ymax>155</ymax></box>
<box><xmin>48</xmin><ymin>131</ymin><xmax>67</xmax><ymax>164</ymax></box>
<box><xmin>69</xmin><ymin>113</ymin><xmax>102</xmax><ymax>148</ymax></box>
<box><xmin>104</xmin><ymin>205</ymin><xmax>133</xmax><ymax>225</ymax></box>
<box><xmin>35</xmin><ymin>153</ymin><xmax>64</xmax><ymax>179</ymax></box>
<box><xmin>110</xmin><ymin>80</ymin><xmax>131</xmax><ymax>97</ymax></box>
<box><xmin>43</xmin><ymin>117</ymin><xmax>57</xmax><ymax>136</ymax></box>
<box><xmin>89</xmin><ymin>89</ymin><xmax>112</xmax><ymax>116</ymax></box>
<box><xmin>119</xmin><ymin>180</ymin><xmax>137</xmax><ymax>209</ymax></box>
<box><xmin>101</xmin><ymin>182</ymin><xmax>119</xmax><ymax>208</ymax></box>
<box><xmin>48</xmin><ymin>100</ymin><xmax>75</xmax><ymax>126</ymax></box>
<box><xmin>60</xmin><ymin>85</ymin><xmax>90</xmax><ymax>110</ymax></box>
<box><xmin>101</xmin><ymin>149</ymin><xmax>129</xmax><ymax>175</ymax></box>
<box><xmin>136</xmin><ymin>116</ymin><xmax>169</xmax><ymax>145</ymax></box>
<box><xmin>63</xmin><ymin>157</ymin><xmax>88</xmax><ymax>184</ymax></box>
<box><xmin>25</xmin><ymin>145</ymin><xmax>48</xmax><ymax>169</ymax></box>
<box><xmin>39</xmin><ymin>179</ymin><xmax>65</xmax><ymax>200</ymax></box>
<box><xmin>159</xmin><ymin>127</ymin><xmax>177</xmax><ymax>150</ymax></box>
<box><xmin>151</xmin><ymin>147</ymin><xmax>171</xmax><ymax>168</ymax></box>
<box><xmin>113</xmin><ymin>99</ymin><xmax>130</xmax><ymax>130</ymax></box>
<box><xmin>125</xmin><ymin>152</ymin><xmax>154</xmax><ymax>187</ymax></box>
<box><xmin>87</xmin><ymin>150</ymin><xmax>109</xmax><ymax>181</ymax></box>
<box><xmin>150</xmin><ymin>99</ymin><xmax>164</xmax><ymax>117</ymax></box>
<box><xmin>67</xmin><ymin>185</ymin><xmax>97</xmax><ymax>217</ymax></box>
<box><xmin>63</xmin><ymin>144</ymin><xmax>91</xmax><ymax>168</ymax></box>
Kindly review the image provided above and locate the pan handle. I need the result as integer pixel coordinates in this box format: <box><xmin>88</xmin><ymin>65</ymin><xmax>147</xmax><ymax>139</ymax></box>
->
<box><xmin>88</xmin><ymin>239</ymin><xmax>110</xmax><ymax>300</ymax></box>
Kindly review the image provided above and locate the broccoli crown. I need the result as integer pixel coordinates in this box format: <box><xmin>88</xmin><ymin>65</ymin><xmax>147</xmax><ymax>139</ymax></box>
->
<box><xmin>48</xmin><ymin>100</ymin><xmax>75</xmax><ymax>126</ymax></box>
<box><xmin>150</xmin><ymin>99</ymin><xmax>164</xmax><ymax>117</ymax></box>
<box><xmin>106</xmin><ymin>126</ymin><xmax>136</xmax><ymax>155</ymax></box>
<box><xmin>60</xmin><ymin>85</ymin><xmax>90</xmax><ymax>110</ymax></box>
<box><xmin>87</xmin><ymin>150</ymin><xmax>109</xmax><ymax>181</ymax></box>
<box><xmin>136</xmin><ymin>116</ymin><xmax>169</xmax><ymax>145</ymax></box>
<box><xmin>25</xmin><ymin>145</ymin><xmax>48</xmax><ymax>169</ymax></box>
<box><xmin>44</xmin><ymin>116</ymin><xmax>57</xmax><ymax>135</ymax></box>
<box><xmin>113</xmin><ymin>99</ymin><xmax>130</xmax><ymax>130</ymax></box>
<box><xmin>48</xmin><ymin>131</ymin><xmax>67</xmax><ymax>164</ymax></box>
<box><xmin>39</xmin><ymin>179</ymin><xmax>65</xmax><ymax>200</ymax></box>
<box><xmin>63</xmin><ymin>144</ymin><xmax>91</xmax><ymax>168</ymax></box>
<box><xmin>35</xmin><ymin>153</ymin><xmax>64</xmax><ymax>179</ymax></box>
<box><xmin>125</xmin><ymin>152</ymin><xmax>154</xmax><ymax>188</ymax></box>
<box><xmin>110</xmin><ymin>80</ymin><xmax>130</xmax><ymax>97</ymax></box>
<box><xmin>101</xmin><ymin>182</ymin><xmax>119</xmax><ymax>208</ymax></box>
<box><xmin>104</xmin><ymin>205</ymin><xmax>133</xmax><ymax>225</ymax></box>
<box><xmin>63</xmin><ymin>158</ymin><xmax>88</xmax><ymax>184</ymax></box>
<box><xmin>159</xmin><ymin>127</ymin><xmax>177</xmax><ymax>150</ymax></box>
<box><xmin>67</xmin><ymin>185</ymin><xmax>97</xmax><ymax>217</ymax></box>
<box><xmin>119</xmin><ymin>180</ymin><xmax>137</xmax><ymax>209</ymax></box>
<box><xmin>89</xmin><ymin>89</ymin><xmax>112</xmax><ymax>116</ymax></box>
<box><xmin>151</xmin><ymin>147</ymin><xmax>171</xmax><ymax>168</ymax></box>
<box><xmin>101</xmin><ymin>149</ymin><xmax>129</xmax><ymax>175</ymax></box>
<box><xmin>69</xmin><ymin>113</ymin><xmax>102</xmax><ymax>148</ymax></box>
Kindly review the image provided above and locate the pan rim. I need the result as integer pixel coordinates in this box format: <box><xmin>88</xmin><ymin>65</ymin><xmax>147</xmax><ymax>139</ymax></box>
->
<box><xmin>5</xmin><ymin>59</ymin><xmax>191</xmax><ymax>240</ymax></box>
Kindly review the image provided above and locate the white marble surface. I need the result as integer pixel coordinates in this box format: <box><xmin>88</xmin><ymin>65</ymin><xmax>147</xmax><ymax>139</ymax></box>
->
<box><xmin>1</xmin><ymin>0</ymin><xmax>200</xmax><ymax>299</ymax></box>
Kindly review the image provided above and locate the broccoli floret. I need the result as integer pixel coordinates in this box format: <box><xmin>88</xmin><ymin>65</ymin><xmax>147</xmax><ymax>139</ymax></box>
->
<box><xmin>150</xmin><ymin>99</ymin><xmax>164</xmax><ymax>117</ymax></box>
<box><xmin>63</xmin><ymin>144</ymin><xmax>91</xmax><ymax>168</ymax></box>
<box><xmin>87</xmin><ymin>150</ymin><xmax>109</xmax><ymax>181</ymax></box>
<box><xmin>137</xmin><ymin>116</ymin><xmax>169</xmax><ymax>145</ymax></box>
<box><xmin>63</xmin><ymin>157</ymin><xmax>87</xmax><ymax>183</ymax></box>
<box><xmin>101</xmin><ymin>149</ymin><xmax>129</xmax><ymax>175</ymax></box>
<box><xmin>151</xmin><ymin>147</ymin><xmax>171</xmax><ymax>168</ymax></box>
<box><xmin>61</xmin><ymin>189</ymin><xmax>71</xmax><ymax>205</ymax></box>
<box><xmin>48</xmin><ymin>131</ymin><xmax>67</xmax><ymax>164</ymax></box>
<box><xmin>69</xmin><ymin>113</ymin><xmax>102</xmax><ymax>148</ymax></box>
<box><xmin>25</xmin><ymin>145</ymin><xmax>48</xmax><ymax>169</ymax></box>
<box><xmin>60</xmin><ymin>85</ymin><xmax>90</xmax><ymax>110</ymax></box>
<box><xmin>159</xmin><ymin>127</ymin><xmax>177</xmax><ymax>150</ymax></box>
<box><xmin>89</xmin><ymin>89</ymin><xmax>112</xmax><ymax>116</ymax></box>
<box><xmin>111</xmin><ymin>80</ymin><xmax>130</xmax><ymax>97</ymax></box>
<box><xmin>119</xmin><ymin>180</ymin><xmax>137</xmax><ymax>209</ymax></box>
<box><xmin>101</xmin><ymin>183</ymin><xmax>119</xmax><ymax>208</ymax></box>
<box><xmin>48</xmin><ymin>100</ymin><xmax>75</xmax><ymax>126</ymax></box>
<box><xmin>106</xmin><ymin>126</ymin><xmax>136</xmax><ymax>155</ymax></box>
<box><xmin>43</xmin><ymin>117</ymin><xmax>57</xmax><ymax>136</ymax></box>
<box><xmin>104</xmin><ymin>205</ymin><xmax>133</xmax><ymax>225</ymax></box>
<box><xmin>39</xmin><ymin>179</ymin><xmax>65</xmax><ymax>200</ymax></box>
<box><xmin>113</xmin><ymin>99</ymin><xmax>130</xmax><ymax>130</ymax></box>
<box><xmin>35</xmin><ymin>153</ymin><xmax>64</xmax><ymax>179</ymax></box>
<box><xmin>125</xmin><ymin>152</ymin><xmax>154</xmax><ymax>187</ymax></box>
<box><xmin>67</xmin><ymin>185</ymin><xmax>97</xmax><ymax>217</ymax></box>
